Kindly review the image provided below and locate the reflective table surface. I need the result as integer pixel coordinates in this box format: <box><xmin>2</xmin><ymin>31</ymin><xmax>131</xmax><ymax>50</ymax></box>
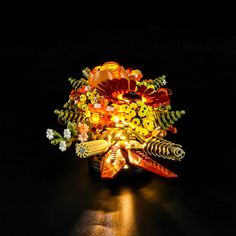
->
<box><xmin>0</xmin><ymin>150</ymin><xmax>235</xmax><ymax>236</ymax></box>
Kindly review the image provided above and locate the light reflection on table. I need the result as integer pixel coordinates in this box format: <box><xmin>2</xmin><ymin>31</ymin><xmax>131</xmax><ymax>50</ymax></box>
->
<box><xmin>71</xmin><ymin>188</ymin><xmax>136</xmax><ymax>236</ymax></box>
<box><xmin>43</xmin><ymin>158</ymin><xmax>210</xmax><ymax>236</ymax></box>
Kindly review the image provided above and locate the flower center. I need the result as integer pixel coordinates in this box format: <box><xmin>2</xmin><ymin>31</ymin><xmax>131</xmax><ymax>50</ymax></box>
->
<box><xmin>122</xmin><ymin>92</ymin><xmax>142</xmax><ymax>103</ymax></box>
<box><xmin>79</xmin><ymin>147</ymin><xmax>86</xmax><ymax>154</ymax></box>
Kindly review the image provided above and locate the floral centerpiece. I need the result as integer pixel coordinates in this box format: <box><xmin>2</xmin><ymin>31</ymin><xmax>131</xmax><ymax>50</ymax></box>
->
<box><xmin>46</xmin><ymin>61</ymin><xmax>186</xmax><ymax>179</ymax></box>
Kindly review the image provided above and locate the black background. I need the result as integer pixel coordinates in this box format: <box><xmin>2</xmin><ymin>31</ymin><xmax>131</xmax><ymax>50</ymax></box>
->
<box><xmin>0</xmin><ymin>24</ymin><xmax>235</xmax><ymax>235</ymax></box>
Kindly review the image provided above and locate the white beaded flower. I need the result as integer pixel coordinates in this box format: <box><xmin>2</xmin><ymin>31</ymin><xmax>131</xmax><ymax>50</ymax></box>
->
<box><xmin>59</xmin><ymin>141</ymin><xmax>67</xmax><ymax>152</ymax></box>
<box><xmin>78</xmin><ymin>133</ymin><xmax>88</xmax><ymax>142</ymax></box>
<box><xmin>106</xmin><ymin>106</ymin><xmax>114</xmax><ymax>111</ymax></box>
<box><xmin>46</xmin><ymin>129</ymin><xmax>54</xmax><ymax>140</ymax></box>
<box><xmin>63</xmin><ymin>129</ymin><xmax>71</xmax><ymax>139</ymax></box>
<box><xmin>94</xmin><ymin>103</ymin><xmax>101</xmax><ymax>108</ymax></box>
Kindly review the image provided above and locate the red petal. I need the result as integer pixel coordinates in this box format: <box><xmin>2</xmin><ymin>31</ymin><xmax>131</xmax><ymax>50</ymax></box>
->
<box><xmin>144</xmin><ymin>88</ymin><xmax>154</xmax><ymax>95</ymax></box>
<box><xmin>130</xmin><ymin>80</ymin><xmax>136</xmax><ymax>91</ymax></box>
<box><xmin>137</xmin><ymin>85</ymin><xmax>147</xmax><ymax>94</ymax></box>
<box><xmin>128</xmin><ymin>150</ymin><xmax>178</xmax><ymax>178</ymax></box>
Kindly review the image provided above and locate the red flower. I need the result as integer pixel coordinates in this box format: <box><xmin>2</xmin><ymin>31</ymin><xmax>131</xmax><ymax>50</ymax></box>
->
<box><xmin>96</xmin><ymin>78</ymin><xmax>170</xmax><ymax>107</ymax></box>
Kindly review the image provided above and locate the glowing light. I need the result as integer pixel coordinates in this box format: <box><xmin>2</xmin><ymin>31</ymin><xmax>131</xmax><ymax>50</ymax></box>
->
<box><xmin>123</xmin><ymin>164</ymin><xmax>129</xmax><ymax>169</ymax></box>
<box><xmin>117</xmin><ymin>94</ymin><xmax>123</xmax><ymax>100</ymax></box>
<box><xmin>71</xmin><ymin>189</ymin><xmax>136</xmax><ymax>236</ymax></box>
<box><xmin>100</xmin><ymin>61</ymin><xmax>120</xmax><ymax>72</ymax></box>
<box><xmin>119</xmin><ymin>189</ymin><xmax>135</xmax><ymax>236</ymax></box>
<box><xmin>142</xmin><ymin>97</ymin><xmax>147</xmax><ymax>103</ymax></box>
<box><xmin>117</xmin><ymin>94</ymin><xmax>131</xmax><ymax>103</ymax></box>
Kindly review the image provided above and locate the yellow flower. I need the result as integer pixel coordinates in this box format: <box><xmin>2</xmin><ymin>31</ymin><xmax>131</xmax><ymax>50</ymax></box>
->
<box><xmin>145</xmin><ymin>108</ymin><xmax>155</xmax><ymax>121</ymax></box>
<box><xmin>135</xmin><ymin>126</ymin><xmax>149</xmax><ymax>136</ymax></box>
<box><xmin>86</xmin><ymin>91</ymin><xmax>95</xmax><ymax>100</ymax></box>
<box><xmin>142</xmin><ymin>118</ymin><xmax>151</xmax><ymax>128</ymax></box>
<box><xmin>80</xmin><ymin>94</ymin><xmax>87</xmax><ymax>102</ymax></box>
<box><xmin>146</xmin><ymin>114</ymin><xmax>155</xmax><ymax>121</ymax></box>
<box><xmin>130</xmin><ymin>103</ymin><xmax>138</xmax><ymax>110</ymax></box>
<box><xmin>142</xmin><ymin>118</ymin><xmax>154</xmax><ymax>131</ymax></box>
<box><xmin>81</xmin><ymin>104</ymin><xmax>88</xmax><ymax>111</ymax></box>
<box><xmin>90</xmin><ymin>98</ymin><xmax>95</xmax><ymax>104</ymax></box>
<box><xmin>129</xmin><ymin>110</ymin><xmax>136</xmax><ymax>118</ymax></box>
<box><xmin>137</xmin><ymin>101</ymin><xmax>145</xmax><ymax>107</ymax></box>
<box><xmin>123</xmin><ymin>114</ymin><xmax>131</xmax><ymax>123</ymax></box>
<box><xmin>135</xmin><ymin>126</ymin><xmax>143</xmax><ymax>134</ymax></box>
<box><xmin>121</xmin><ymin>104</ymin><xmax>131</xmax><ymax>113</ymax></box>
<box><xmin>132</xmin><ymin>118</ymin><xmax>140</xmax><ymax>126</ymax></box>
<box><xmin>138</xmin><ymin>109</ymin><xmax>147</xmax><ymax>117</ymax></box>
<box><xmin>117</xmin><ymin>112</ymin><xmax>125</xmax><ymax>120</ymax></box>
<box><xmin>140</xmin><ymin>105</ymin><xmax>148</xmax><ymax>112</ymax></box>
<box><xmin>141</xmin><ymin>128</ymin><xmax>149</xmax><ymax>136</ymax></box>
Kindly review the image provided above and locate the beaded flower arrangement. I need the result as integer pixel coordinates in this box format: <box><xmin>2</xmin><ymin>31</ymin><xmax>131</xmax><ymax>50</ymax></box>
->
<box><xmin>46</xmin><ymin>61</ymin><xmax>186</xmax><ymax>179</ymax></box>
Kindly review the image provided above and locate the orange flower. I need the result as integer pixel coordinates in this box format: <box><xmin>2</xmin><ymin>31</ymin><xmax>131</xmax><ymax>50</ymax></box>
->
<box><xmin>88</xmin><ymin>61</ymin><xmax>129</xmax><ymax>88</ymax></box>
<box><xmin>78</xmin><ymin>122</ymin><xmax>89</xmax><ymax>134</ymax></box>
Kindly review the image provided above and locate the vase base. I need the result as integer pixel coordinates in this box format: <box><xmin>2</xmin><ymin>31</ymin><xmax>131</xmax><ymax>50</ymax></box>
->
<box><xmin>87</xmin><ymin>157</ymin><xmax>144</xmax><ymax>178</ymax></box>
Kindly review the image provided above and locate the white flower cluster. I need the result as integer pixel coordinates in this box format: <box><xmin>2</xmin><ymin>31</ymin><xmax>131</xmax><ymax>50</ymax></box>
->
<box><xmin>162</xmin><ymin>79</ymin><xmax>167</xmax><ymax>85</ymax></box>
<box><xmin>63</xmin><ymin>129</ymin><xmax>71</xmax><ymax>139</ymax></box>
<box><xmin>46</xmin><ymin>129</ymin><xmax>54</xmax><ymax>140</ymax></box>
<box><xmin>59</xmin><ymin>141</ymin><xmax>67</xmax><ymax>152</ymax></box>
<box><xmin>46</xmin><ymin>128</ymin><xmax>69</xmax><ymax>152</ymax></box>
<box><xmin>78</xmin><ymin>133</ymin><xmax>88</xmax><ymax>142</ymax></box>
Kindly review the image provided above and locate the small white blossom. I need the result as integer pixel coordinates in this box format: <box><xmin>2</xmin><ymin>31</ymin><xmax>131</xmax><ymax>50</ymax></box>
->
<box><xmin>78</xmin><ymin>133</ymin><xmax>88</xmax><ymax>142</ymax></box>
<box><xmin>94</xmin><ymin>103</ymin><xmax>101</xmax><ymax>108</ymax></box>
<box><xmin>106</xmin><ymin>106</ymin><xmax>114</xmax><ymax>111</ymax></box>
<box><xmin>59</xmin><ymin>141</ymin><xmax>67</xmax><ymax>152</ymax></box>
<box><xmin>161</xmin><ymin>76</ymin><xmax>167</xmax><ymax>85</ymax></box>
<box><xmin>162</xmin><ymin>79</ymin><xmax>167</xmax><ymax>85</ymax></box>
<box><xmin>63</xmin><ymin>129</ymin><xmax>71</xmax><ymax>139</ymax></box>
<box><xmin>46</xmin><ymin>129</ymin><xmax>54</xmax><ymax>140</ymax></box>
<box><xmin>85</xmin><ymin>86</ymin><xmax>91</xmax><ymax>91</ymax></box>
